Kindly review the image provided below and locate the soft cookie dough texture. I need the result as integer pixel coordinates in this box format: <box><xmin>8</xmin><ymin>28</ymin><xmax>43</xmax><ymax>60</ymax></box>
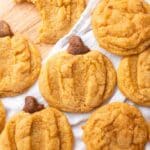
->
<box><xmin>15</xmin><ymin>0</ymin><xmax>86</xmax><ymax>44</ymax></box>
<box><xmin>83</xmin><ymin>102</ymin><xmax>149</xmax><ymax>150</ymax></box>
<box><xmin>92</xmin><ymin>0</ymin><xmax>150</xmax><ymax>56</ymax></box>
<box><xmin>39</xmin><ymin>50</ymin><xmax>116</xmax><ymax>112</ymax></box>
<box><xmin>118</xmin><ymin>50</ymin><xmax>150</xmax><ymax>107</ymax></box>
<box><xmin>0</xmin><ymin>35</ymin><xmax>41</xmax><ymax>97</ymax></box>
<box><xmin>0</xmin><ymin>107</ymin><xmax>73</xmax><ymax>150</ymax></box>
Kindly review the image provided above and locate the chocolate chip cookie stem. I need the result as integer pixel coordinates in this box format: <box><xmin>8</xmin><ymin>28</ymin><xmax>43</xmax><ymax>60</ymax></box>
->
<box><xmin>0</xmin><ymin>20</ymin><xmax>13</xmax><ymax>37</ymax></box>
<box><xmin>23</xmin><ymin>96</ymin><xmax>44</xmax><ymax>113</ymax></box>
<box><xmin>67</xmin><ymin>36</ymin><xmax>90</xmax><ymax>55</ymax></box>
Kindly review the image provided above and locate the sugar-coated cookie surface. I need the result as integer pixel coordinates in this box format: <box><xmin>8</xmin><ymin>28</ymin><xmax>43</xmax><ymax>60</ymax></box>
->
<box><xmin>39</xmin><ymin>36</ymin><xmax>116</xmax><ymax>112</ymax></box>
<box><xmin>0</xmin><ymin>21</ymin><xmax>41</xmax><ymax>97</ymax></box>
<box><xmin>83</xmin><ymin>102</ymin><xmax>149</xmax><ymax>150</ymax></box>
<box><xmin>0</xmin><ymin>102</ymin><xmax>5</xmax><ymax>133</ymax></box>
<box><xmin>92</xmin><ymin>0</ymin><xmax>150</xmax><ymax>56</ymax></box>
<box><xmin>0</xmin><ymin>107</ymin><xmax>73</xmax><ymax>150</ymax></box>
<box><xmin>15</xmin><ymin>0</ymin><xmax>86</xmax><ymax>44</ymax></box>
<box><xmin>118</xmin><ymin>50</ymin><xmax>150</xmax><ymax>106</ymax></box>
<box><xmin>0</xmin><ymin>35</ymin><xmax>41</xmax><ymax>97</ymax></box>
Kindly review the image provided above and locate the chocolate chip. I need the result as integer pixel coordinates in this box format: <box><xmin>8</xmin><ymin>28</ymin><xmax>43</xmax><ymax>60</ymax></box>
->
<box><xmin>23</xmin><ymin>96</ymin><xmax>44</xmax><ymax>113</ymax></box>
<box><xmin>0</xmin><ymin>20</ymin><xmax>14</xmax><ymax>37</ymax></box>
<box><xmin>67</xmin><ymin>36</ymin><xmax>90</xmax><ymax>55</ymax></box>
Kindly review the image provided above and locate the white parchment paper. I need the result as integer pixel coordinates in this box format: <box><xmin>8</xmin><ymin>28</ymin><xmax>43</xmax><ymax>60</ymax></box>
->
<box><xmin>2</xmin><ymin>0</ymin><xmax>150</xmax><ymax>149</ymax></box>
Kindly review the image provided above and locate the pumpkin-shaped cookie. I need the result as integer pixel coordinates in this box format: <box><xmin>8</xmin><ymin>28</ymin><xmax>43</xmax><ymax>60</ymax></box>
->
<box><xmin>0</xmin><ymin>97</ymin><xmax>73</xmax><ymax>150</ymax></box>
<box><xmin>83</xmin><ymin>102</ymin><xmax>149</xmax><ymax>150</ymax></box>
<box><xmin>39</xmin><ymin>36</ymin><xmax>116</xmax><ymax>112</ymax></box>
<box><xmin>118</xmin><ymin>49</ymin><xmax>150</xmax><ymax>106</ymax></box>
<box><xmin>92</xmin><ymin>0</ymin><xmax>150</xmax><ymax>56</ymax></box>
<box><xmin>15</xmin><ymin>0</ymin><xmax>86</xmax><ymax>44</ymax></box>
<box><xmin>0</xmin><ymin>21</ymin><xmax>41</xmax><ymax>97</ymax></box>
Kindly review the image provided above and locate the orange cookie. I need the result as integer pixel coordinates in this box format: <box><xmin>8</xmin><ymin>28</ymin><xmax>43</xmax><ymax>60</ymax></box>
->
<box><xmin>0</xmin><ymin>21</ymin><xmax>41</xmax><ymax>97</ymax></box>
<box><xmin>0</xmin><ymin>97</ymin><xmax>73</xmax><ymax>150</ymax></box>
<box><xmin>15</xmin><ymin>0</ymin><xmax>86</xmax><ymax>44</ymax></box>
<box><xmin>83</xmin><ymin>102</ymin><xmax>149</xmax><ymax>150</ymax></box>
<box><xmin>92</xmin><ymin>0</ymin><xmax>150</xmax><ymax>56</ymax></box>
<box><xmin>118</xmin><ymin>50</ymin><xmax>150</xmax><ymax>106</ymax></box>
<box><xmin>39</xmin><ymin>36</ymin><xmax>116</xmax><ymax>112</ymax></box>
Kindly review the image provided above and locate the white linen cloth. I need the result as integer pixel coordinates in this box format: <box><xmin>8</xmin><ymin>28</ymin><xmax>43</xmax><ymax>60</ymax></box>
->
<box><xmin>2</xmin><ymin>0</ymin><xmax>150</xmax><ymax>149</ymax></box>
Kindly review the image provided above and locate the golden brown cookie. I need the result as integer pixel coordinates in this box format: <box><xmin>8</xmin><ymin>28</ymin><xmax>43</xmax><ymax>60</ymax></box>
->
<box><xmin>15</xmin><ymin>0</ymin><xmax>86</xmax><ymax>44</ymax></box>
<box><xmin>92</xmin><ymin>0</ymin><xmax>150</xmax><ymax>56</ymax></box>
<box><xmin>0</xmin><ymin>102</ymin><xmax>5</xmax><ymax>132</ymax></box>
<box><xmin>83</xmin><ymin>102</ymin><xmax>149</xmax><ymax>150</ymax></box>
<box><xmin>118</xmin><ymin>50</ymin><xmax>150</xmax><ymax>107</ymax></box>
<box><xmin>0</xmin><ymin>21</ymin><xmax>41</xmax><ymax>97</ymax></box>
<box><xmin>39</xmin><ymin>36</ymin><xmax>116</xmax><ymax>112</ymax></box>
<box><xmin>0</xmin><ymin>97</ymin><xmax>73</xmax><ymax>150</ymax></box>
